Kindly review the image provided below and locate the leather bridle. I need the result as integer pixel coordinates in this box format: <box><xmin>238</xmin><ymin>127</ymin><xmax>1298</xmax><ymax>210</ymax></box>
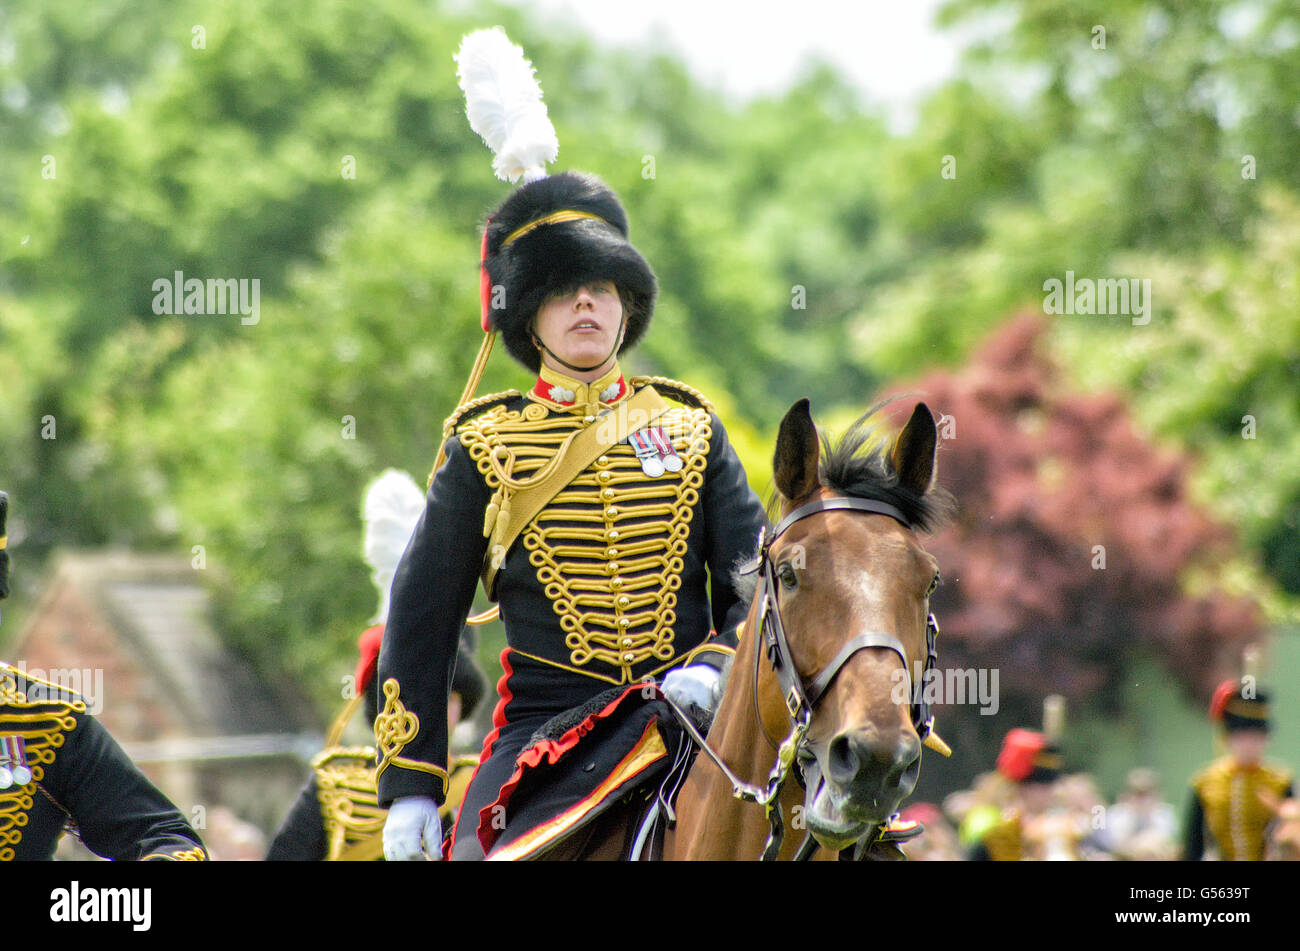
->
<box><xmin>757</xmin><ymin>496</ymin><xmax>940</xmax><ymax>750</ymax></box>
<box><xmin>663</xmin><ymin>494</ymin><xmax>940</xmax><ymax>860</ymax></box>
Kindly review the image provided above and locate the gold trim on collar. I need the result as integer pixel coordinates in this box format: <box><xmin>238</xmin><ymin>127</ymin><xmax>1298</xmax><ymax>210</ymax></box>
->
<box><xmin>533</xmin><ymin>362</ymin><xmax>627</xmax><ymax>413</ymax></box>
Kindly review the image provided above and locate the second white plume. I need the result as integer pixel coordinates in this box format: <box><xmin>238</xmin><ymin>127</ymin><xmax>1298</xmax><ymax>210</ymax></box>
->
<box><xmin>455</xmin><ymin>26</ymin><xmax>559</xmax><ymax>183</ymax></box>
<box><xmin>362</xmin><ymin>469</ymin><xmax>427</xmax><ymax>624</ymax></box>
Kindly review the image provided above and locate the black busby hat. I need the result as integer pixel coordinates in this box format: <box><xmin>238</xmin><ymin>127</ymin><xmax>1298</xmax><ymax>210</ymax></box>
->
<box><xmin>1211</xmin><ymin>679</ymin><xmax>1271</xmax><ymax>733</ymax></box>
<box><xmin>483</xmin><ymin>171</ymin><xmax>657</xmax><ymax>372</ymax></box>
<box><xmin>0</xmin><ymin>491</ymin><xmax>10</xmax><ymax>601</ymax></box>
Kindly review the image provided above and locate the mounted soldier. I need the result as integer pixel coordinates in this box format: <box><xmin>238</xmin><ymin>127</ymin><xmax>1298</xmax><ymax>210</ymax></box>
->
<box><xmin>377</xmin><ymin>28</ymin><xmax>768</xmax><ymax>860</ymax></box>
<box><xmin>1185</xmin><ymin>652</ymin><xmax>1293</xmax><ymax>861</ymax></box>
<box><xmin>0</xmin><ymin>490</ymin><xmax>208</xmax><ymax>861</ymax></box>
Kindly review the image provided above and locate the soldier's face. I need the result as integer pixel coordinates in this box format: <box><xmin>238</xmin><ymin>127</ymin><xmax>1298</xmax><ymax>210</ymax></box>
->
<box><xmin>532</xmin><ymin>280</ymin><xmax>625</xmax><ymax>375</ymax></box>
<box><xmin>1226</xmin><ymin>730</ymin><xmax>1268</xmax><ymax>765</ymax></box>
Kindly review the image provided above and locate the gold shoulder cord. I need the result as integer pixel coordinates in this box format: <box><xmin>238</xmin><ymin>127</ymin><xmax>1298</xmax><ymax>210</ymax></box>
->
<box><xmin>0</xmin><ymin>666</ymin><xmax>85</xmax><ymax>862</ymax></box>
<box><xmin>426</xmin><ymin>343</ymin><xmax>520</xmax><ymax>627</ymax></box>
<box><xmin>629</xmin><ymin>376</ymin><xmax>716</xmax><ymax>414</ymax></box>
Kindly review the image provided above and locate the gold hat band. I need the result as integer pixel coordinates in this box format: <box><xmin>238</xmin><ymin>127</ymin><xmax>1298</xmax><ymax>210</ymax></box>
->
<box><xmin>502</xmin><ymin>210</ymin><xmax>608</xmax><ymax>248</ymax></box>
<box><xmin>1224</xmin><ymin>698</ymin><xmax>1269</xmax><ymax>720</ymax></box>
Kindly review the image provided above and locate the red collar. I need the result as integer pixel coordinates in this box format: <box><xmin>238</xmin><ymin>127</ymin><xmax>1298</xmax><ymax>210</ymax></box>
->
<box><xmin>529</xmin><ymin>366</ymin><xmax>629</xmax><ymax>410</ymax></box>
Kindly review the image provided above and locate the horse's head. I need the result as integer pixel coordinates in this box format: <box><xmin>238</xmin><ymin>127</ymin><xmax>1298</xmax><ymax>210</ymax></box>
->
<box><xmin>759</xmin><ymin>398</ymin><xmax>953</xmax><ymax>851</ymax></box>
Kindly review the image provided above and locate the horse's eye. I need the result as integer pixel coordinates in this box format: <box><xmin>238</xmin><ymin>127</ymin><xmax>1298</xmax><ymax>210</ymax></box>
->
<box><xmin>778</xmin><ymin>564</ymin><xmax>798</xmax><ymax>589</ymax></box>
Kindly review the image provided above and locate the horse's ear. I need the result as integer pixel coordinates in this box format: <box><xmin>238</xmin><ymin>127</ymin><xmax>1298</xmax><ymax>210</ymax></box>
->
<box><xmin>774</xmin><ymin>398</ymin><xmax>820</xmax><ymax>503</ymax></box>
<box><xmin>890</xmin><ymin>402</ymin><xmax>937</xmax><ymax>496</ymax></box>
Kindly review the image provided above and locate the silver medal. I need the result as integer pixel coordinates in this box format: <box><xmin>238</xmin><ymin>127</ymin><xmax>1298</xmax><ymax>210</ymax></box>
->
<box><xmin>628</xmin><ymin>429</ymin><xmax>666</xmax><ymax>477</ymax></box>
<box><xmin>0</xmin><ymin>766</ymin><xmax>12</xmax><ymax>790</ymax></box>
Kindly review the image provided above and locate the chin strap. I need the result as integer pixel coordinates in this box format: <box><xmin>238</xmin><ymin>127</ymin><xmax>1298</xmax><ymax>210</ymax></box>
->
<box><xmin>532</xmin><ymin>313</ymin><xmax>626</xmax><ymax>375</ymax></box>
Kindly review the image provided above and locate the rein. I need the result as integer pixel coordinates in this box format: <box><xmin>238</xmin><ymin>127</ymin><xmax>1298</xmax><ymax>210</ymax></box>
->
<box><xmin>667</xmin><ymin>495</ymin><xmax>940</xmax><ymax>861</ymax></box>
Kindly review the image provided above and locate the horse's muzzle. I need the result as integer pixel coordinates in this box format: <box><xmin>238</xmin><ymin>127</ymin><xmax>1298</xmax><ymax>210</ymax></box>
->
<box><xmin>823</xmin><ymin>727</ymin><xmax>921</xmax><ymax>821</ymax></box>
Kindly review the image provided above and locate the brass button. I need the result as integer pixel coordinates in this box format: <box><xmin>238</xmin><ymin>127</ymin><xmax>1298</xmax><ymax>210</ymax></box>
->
<box><xmin>618</xmin><ymin>617</ymin><xmax>631</xmax><ymax>628</ymax></box>
<box><xmin>606</xmin><ymin>506</ymin><xmax>619</xmax><ymax>517</ymax></box>
<box><xmin>623</xmin><ymin>652</ymin><xmax>635</xmax><ymax>662</ymax></box>
<box><xmin>602</xmin><ymin>488</ymin><xmax>615</xmax><ymax>500</ymax></box>
<box><xmin>607</xmin><ymin>529</ymin><xmax>620</xmax><ymax>541</ymax></box>
<box><xmin>617</xmin><ymin>596</ymin><xmax>630</xmax><ymax>608</ymax></box>
<box><xmin>583</xmin><ymin>415</ymin><xmax>595</xmax><ymax>424</ymax></box>
<box><xmin>622</xmin><ymin>637</ymin><xmax>633</xmax><ymax>647</ymax></box>
<box><xmin>611</xmin><ymin>577</ymin><xmax>624</xmax><ymax>589</ymax></box>
<box><xmin>597</xmin><ymin>471</ymin><xmax>611</xmax><ymax>484</ymax></box>
<box><xmin>607</xmin><ymin>562</ymin><xmax>620</xmax><ymax>573</ymax></box>
<box><xmin>607</xmin><ymin>548</ymin><xmax>619</xmax><ymax>558</ymax></box>
<box><xmin>597</xmin><ymin>455</ymin><xmax>609</xmax><ymax>466</ymax></box>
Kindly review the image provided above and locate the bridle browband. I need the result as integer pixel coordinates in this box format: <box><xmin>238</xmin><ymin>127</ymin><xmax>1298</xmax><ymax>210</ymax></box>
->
<box><xmin>663</xmin><ymin>494</ymin><xmax>939</xmax><ymax>861</ymax></box>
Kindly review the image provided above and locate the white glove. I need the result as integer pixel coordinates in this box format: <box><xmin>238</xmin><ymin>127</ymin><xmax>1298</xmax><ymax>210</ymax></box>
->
<box><xmin>662</xmin><ymin>664</ymin><xmax>723</xmax><ymax>729</ymax></box>
<box><xmin>383</xmin><ymin>795</ymin><xmax>443</xmax><ymax>861</ymax></box>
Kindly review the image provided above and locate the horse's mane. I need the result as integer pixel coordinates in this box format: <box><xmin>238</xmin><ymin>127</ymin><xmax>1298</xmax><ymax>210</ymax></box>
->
<box><xmin>730</xmin><ymin>400</ymin><xmax>955</xmax><ymax>606</ymax></box>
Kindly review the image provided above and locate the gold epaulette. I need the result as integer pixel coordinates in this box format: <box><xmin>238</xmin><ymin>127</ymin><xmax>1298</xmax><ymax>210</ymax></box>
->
<box><xmin>629</xmin><ymin>376</ymin><xmax>715</xmax><ymax>414</ymax></box>
<box><xmin>430</xmin><ymin>390</ymin><xmax>523</xmax><ymax>488</ymax></box>
<box><xmin>443</xmin><ymin>390</ymin><xmax>523</xmax><ymax>440</ymax></box>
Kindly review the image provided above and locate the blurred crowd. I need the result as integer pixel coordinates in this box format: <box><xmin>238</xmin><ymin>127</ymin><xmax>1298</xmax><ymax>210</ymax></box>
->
<box><xmin>900</xmin><ymin>766</ymin><xmax>1184</xmax><ymax>861</ymax></box>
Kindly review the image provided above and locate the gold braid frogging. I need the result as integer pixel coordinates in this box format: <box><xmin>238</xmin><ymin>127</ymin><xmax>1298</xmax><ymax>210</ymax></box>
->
<box><xmin>459</xmin><ymin>402</ymin><xmax>713</xmax><ymax>684</ymax></box>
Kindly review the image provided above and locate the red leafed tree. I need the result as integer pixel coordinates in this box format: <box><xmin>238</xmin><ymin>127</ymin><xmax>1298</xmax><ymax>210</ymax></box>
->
<box><xmin>880</xmin><ymin>315</ymin><xmax>1262</xmax><ymax>787</ymax></box>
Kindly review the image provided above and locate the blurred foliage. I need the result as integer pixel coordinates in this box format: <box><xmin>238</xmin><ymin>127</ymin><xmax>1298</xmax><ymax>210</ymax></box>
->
<box><xmin>1</xmin><ymin>0</ymin><xmax>1296</xmax><ymax>731</ymax></box>
<box><xmin>886</xmin><ymin>316</ymin><xmax>1268</xmax><ymax>793</ymax></box>
<box><xmin>1056</xmin><ymin>188</ymin><xmax>1300</xmax><ymax>606</ymax></box>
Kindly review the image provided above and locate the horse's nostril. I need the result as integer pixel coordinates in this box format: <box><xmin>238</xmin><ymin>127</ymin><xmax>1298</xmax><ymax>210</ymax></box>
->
<box><xmin>889</xmin><ymin>734</ymin><xmax>922</xmax><ymax>788</ymax></box>
<box><xmin>826</xmin><ymin>729</ymin><xmax>922</xmax><ymax>790</ymax></box>
<box><xmin>827</xmin><ymin>734</ymin><xmax>856</xmax><ymax>783</ymax></box>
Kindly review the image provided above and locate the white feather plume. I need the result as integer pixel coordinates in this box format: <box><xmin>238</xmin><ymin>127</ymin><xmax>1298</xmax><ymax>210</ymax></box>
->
<box><xmin>362</xmin><ymin>469</ymin><xmax>427</xmax><ymax>623</ymax></box>
<box><xmin>455</xmin><ymin>26</ymin><xmax>558</xmax><ymax>183</ymax></box>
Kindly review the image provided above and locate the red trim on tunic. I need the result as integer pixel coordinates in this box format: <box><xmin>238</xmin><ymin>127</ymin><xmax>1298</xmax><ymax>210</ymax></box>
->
<box><xmin>448</xmin><ymin>647</ymin><xmax>516</xmax><ymax>858</ymax></box>
<box><xmin>476</xmin><ymin>683</ymin><xmax>642</xmax><ymax>854</ymax></box>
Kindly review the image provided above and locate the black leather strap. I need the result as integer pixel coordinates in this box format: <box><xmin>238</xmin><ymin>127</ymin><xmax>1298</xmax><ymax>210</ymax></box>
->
<box><xmin>804</xmin><ymin>632</ymin><xmax>910</xmax><ymax>709</ymax></box>
<box><xmin>771</xmin><ymin>496</ymin><xmax>911</xmax><ymax>540</ymax></box>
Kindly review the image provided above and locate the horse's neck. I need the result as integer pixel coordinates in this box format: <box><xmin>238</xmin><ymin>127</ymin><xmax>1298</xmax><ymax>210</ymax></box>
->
<box><xmin>711</xmin><ymin>606</ymin><xmax>780</xmax><ymax>782</ymax></box>
<box><xmin>669</xmin><ymin>601</ymin><xmax>793</xmax><ymax>860</ymax></box>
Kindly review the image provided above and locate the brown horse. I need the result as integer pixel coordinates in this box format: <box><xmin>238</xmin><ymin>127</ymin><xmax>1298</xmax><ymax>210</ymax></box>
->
<box><xmin>659</xmin><ymin>397</ymin><xmax>954</xmax><ymax>860</ymax></box>
<box><xmin>525</xmin><ymin>397</ymin><xmax>953</xmax><ymax>861</ymax></box>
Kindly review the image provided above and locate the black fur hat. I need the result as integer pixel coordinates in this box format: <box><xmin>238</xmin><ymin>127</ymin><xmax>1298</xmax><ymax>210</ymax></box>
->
<box><xmin>483</xmin><ymin>172</ymin><xmax>656</xmax><ymax>372</ymax></box>
<box><xmin>1212</xmin><ymin>679</ymin><xmax>1271</xmax><ymax>733</ymax></box>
